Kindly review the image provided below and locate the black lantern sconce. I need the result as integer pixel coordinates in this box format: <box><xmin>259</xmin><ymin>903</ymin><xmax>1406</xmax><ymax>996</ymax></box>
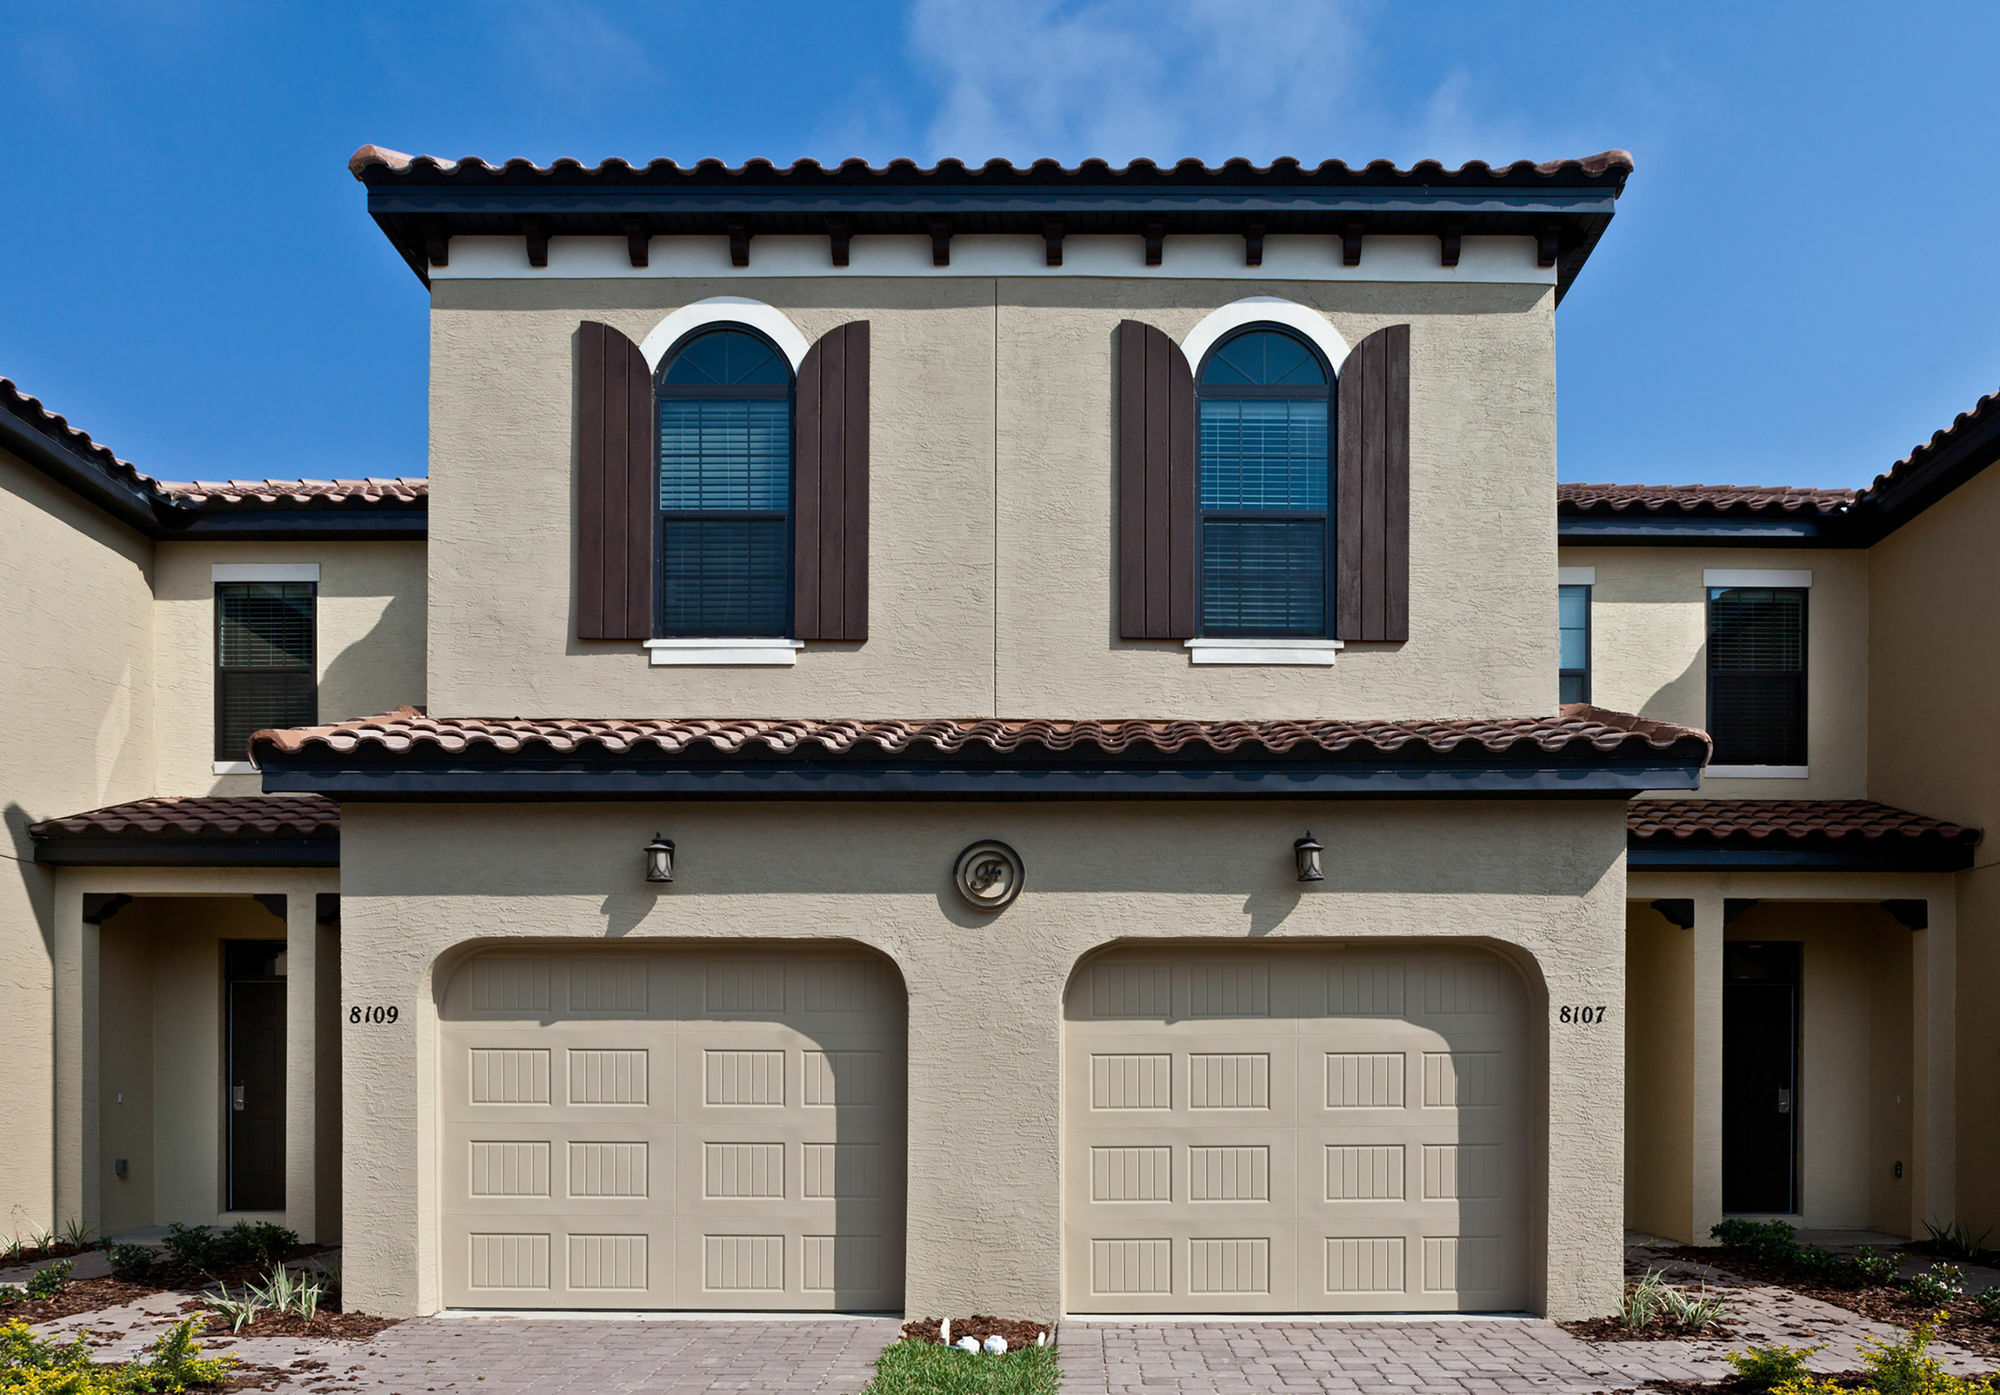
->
<box><xmin>644</xmin><ymin>833</ymin><xmax>676</xmax><ymax>884</ymax></box>
<box><xmin>1293</xmin><ymin>831</ymin><xmax>1325</xmax><ymax>883</ymax></box>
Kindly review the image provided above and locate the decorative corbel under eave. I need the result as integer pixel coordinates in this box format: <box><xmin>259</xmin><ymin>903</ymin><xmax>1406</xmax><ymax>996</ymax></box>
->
<box><xmin>1437</xmin><ymin>221</ymin><xmax>1463</xmax><ymax>268</ymax></box>
<box><xmin>1143</xmin><ymin>217</ymin><xmax>1166</xmax><ymax>267</ymax></box>
<box><xmin>521</xmin><ymin>218</ymin><xmax>549</xmax><ymax>268</ymax></box>
<box><xmin>1537</xmin><ymin>221</ymin><xmax>1563</xmax><ymax>270</ymax></box>
<box><xmin>928</xmin><ymin>216</ymin><xmax>953</xmax><ymax>267</ymax></box>
<box><xmin>1340</xmin><ymin>218</ymin><xmax>1365</xmax><ymax>267</ymax></box>
<box><xmin>727</xmin><ymin>221</ymin><xmax>751</xmax><ymax>268</ymax></box>
<box><xmin>1882</xmin><ymin>898</ymin><xmax>1929</xmax><ymax>930</ymax></box>
<box><xmin>825</xmin><ymin>215</ymin><xmax>852</xmax><ymax>268</ymax></box>
<box><xmin>1650</xmin><ymin>897</ymin><xmax>1695</xmax><ymax>929</ymax></box>
<box><xmin>621</xmin><ymin>216</ymin><xmax>649</xmax><ymax>268</ymax></box>
<box><xmin>1243</xmin><ymin>218</ymin><xmax>1266</xmax><ymax>267</ymax></box>
<box><xmin>1043</xmin><ymin>216</ymin><xmax>1065</xmax><ymax>267</ymax></box>
<box><xmin>420</xmin><ymin>218</ymin><xmax>450</xmax><ymax>269</ymax></box>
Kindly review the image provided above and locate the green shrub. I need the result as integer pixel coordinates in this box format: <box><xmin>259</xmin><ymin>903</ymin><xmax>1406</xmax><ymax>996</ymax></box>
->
<box><xmin>1854</xmin><ymin>1246</ymin><xmax>1902</xmax><ymax>1287</ymax></box>
<box><xmin>160</xmin><ymin>1223</ymin><xmax>217</xmax><ymax>1270</ymax></box>
<box><xmin>1712</xmin><ymin>1218</ymin><xmax>1801</xmax><ymax>1263</ymax></box>
<box><xmin>105</xmin><ymin>1245</ymin><xmax>156</xmax><ymax>1283</ymax></box>
<box><xmin>1728</xmin><ymin>1342</ymin><xmax>1823</xmax><ymax>1390</ymax></box>
<box><xmin>1976</xmin><ymin>1288</ymin><xmax>2000</xmax><ymax>1324</ymax></box>
<box><xmin>1774</xmin><ymin>1311</ymin><xmax>1996</xmax><ymax>1394</ymax></box>
<box><xmin>1925</xmin><ymin>1219</ymin><xmax>1994</xmax><ymax>1263</ymax></box>
<box><xmin>24</xmin><ymin>1259</ymin><xmax>72</xmax><ymax>1301</ymax></box>
<box><xmin>0</xmin><ymin>1315</ymin><xmax>234</xmax><ymax>1393</ymax></box>
<box><xmin>1904</xmin><ymin>1263</ymin><xmax>1966</xmax><ymax>1306</ymax></box>
<box><xmin>159</xmin><ymin>1221</ymin><xmax>295</xmax><ymax>1274</ymax></box>
<box><xmin>0</xmin><ymin>1287</ymin><xmax>19</xmax><ymax>1309</ymax></box>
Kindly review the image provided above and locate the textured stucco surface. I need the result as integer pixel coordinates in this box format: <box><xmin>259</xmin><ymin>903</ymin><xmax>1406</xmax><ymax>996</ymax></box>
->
<box><xmin>1866</xmin><ymin>464</ymin><xmax>2000</xmax><ymax>1234</ymax></box>
<box><xmin>1558</xmin><ymin>546</ymin><xmax>1870</xmax><ymax>800</ymax></box>
<box><xmin>151</xmin><ymin>540</ymin><xmax>427</xmax><ymax>795</ymax></box>
<box><xmin>1623</xmin><ymin>902</ymin><xmax>1695</xmax><ymax>1241</ymax></box>
<box><xmin>427</xmin><ymin>277</ymin><xmax>1559</xmax><ymax>719</ymax></box>
<box><xmin>0</xmin><ymin>448</ymin><xmax>156</xmax><ymax>1241</ymax></box>
<box><xmin>336</xmin><ymin>797</ymin><xmax>1628</xmax><ymax>1321</ymax></box>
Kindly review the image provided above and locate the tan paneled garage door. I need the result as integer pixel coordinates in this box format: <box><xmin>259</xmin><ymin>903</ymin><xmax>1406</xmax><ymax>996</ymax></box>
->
<box><xmin>1064</xmin><ymin>945</ymin><xmax>1531</xmax><ymax>1313</ymax></box>
<box><xmin>440</xmin><ymin>946</ymin><xmax>905</xmax><ymax>1310</ymax></box>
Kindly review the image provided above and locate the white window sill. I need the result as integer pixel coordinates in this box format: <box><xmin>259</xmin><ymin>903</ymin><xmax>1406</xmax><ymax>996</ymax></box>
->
<box><xmin>213</xmin><ymin>761</ymin><xmax>258</xmax><ymax>776</ymax></box>
<box><xmin>1706</xmin><ymin>765</ymin><xmax>1810</xmax><ymax>780</ymax></box>
<box><xmin>1185</xmin><ymin>638</ymin><xmax>1344</xmax><ymax>667</ymax></box>
<box><xmin>644</xmin><ymin>638</ymin><xmax>804</xmax><ymax>667</ymax></box>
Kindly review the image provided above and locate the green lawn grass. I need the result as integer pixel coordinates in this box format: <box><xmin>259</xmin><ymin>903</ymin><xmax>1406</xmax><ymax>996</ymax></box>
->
<box><xmin>860</xmin><ymin>1339</ymin><xmax>1060</xmax><ymax>1394</ymax></box>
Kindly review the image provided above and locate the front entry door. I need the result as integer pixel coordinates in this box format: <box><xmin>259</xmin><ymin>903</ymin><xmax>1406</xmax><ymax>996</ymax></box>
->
<box><xmin>226</xmin><ymin>942</ymin><xmax>286</xmax><ymax>1211</ymax></box>
<box><xmin>1722</xmin><ymin>942</ymin><xmax>1800</xmax><ymax>1214</ymax></box>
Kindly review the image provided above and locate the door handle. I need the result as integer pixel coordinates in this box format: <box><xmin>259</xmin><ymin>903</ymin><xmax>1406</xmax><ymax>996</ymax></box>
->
<box><xmin>1777</xmin><ymin>1088</ymin><xmax>1792</xmax><ymax>1115</ymax></box>
<box><xmin>232</xmin><ymin>1085</ymin><xmax>246</xmax><ymax>1112</ymax></box>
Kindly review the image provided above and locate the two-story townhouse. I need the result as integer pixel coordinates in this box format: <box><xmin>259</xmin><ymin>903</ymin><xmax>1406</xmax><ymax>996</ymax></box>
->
<box><xmin>2</xmin><ymin>147</ymin><xmax>1989</xmax><ymax>1328</ymax></box>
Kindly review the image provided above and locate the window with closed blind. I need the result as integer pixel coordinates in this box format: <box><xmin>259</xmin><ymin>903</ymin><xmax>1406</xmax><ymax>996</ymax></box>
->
<box><xmin>1559</xmin><ymin>584</ymin><xmax>1591</xmax><ymax>704</ymax></box>
<box><xmin>1195</xmin><ymin>325</ymin><xmax>1334</xmax><ymax>636</ymax></box>
<box><xmin>656</xmin><ymin>326</ymin><xmax>794</xmax><ymax>637</ymax></box>
<box><xmin>1707</xmin><ymin>587</ymin><xmax>1807</xmax><ymax>766</ymax></box>
<box><xmin>214</xmin><ymin>582</ymin><xmax>317</xmax><ymax>762</ymax></box>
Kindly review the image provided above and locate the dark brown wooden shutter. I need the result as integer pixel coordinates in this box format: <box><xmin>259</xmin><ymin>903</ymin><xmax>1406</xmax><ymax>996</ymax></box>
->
<box><xmin>793</xmin><ymin>321</ymin><xmax>871</xmax><ymax>641</ymax></box>
<box><xmin>1335</xmin><ymin>323</ymin><xmax>1411</xmax><ymax>642</ymax></box>
<box><xmin>575</xmin><ymin>321</ymin><xmax>654</xmax><ymax>640</ymax></box>
<box><xmin>1116</xmin><ymin>320</ymin><xmax>1197</xmax><ymax>639</ymax></box>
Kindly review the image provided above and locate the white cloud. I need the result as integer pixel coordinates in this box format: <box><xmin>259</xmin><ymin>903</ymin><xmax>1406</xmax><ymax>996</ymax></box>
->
<box><xmin>906</xmin><ymin>0</ymin><xmax>1574</xmax><ymax>168</ymax></box>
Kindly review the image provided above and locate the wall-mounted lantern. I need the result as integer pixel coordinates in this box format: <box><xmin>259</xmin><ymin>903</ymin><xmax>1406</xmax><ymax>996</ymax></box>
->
<box><xmin>644</xmin><ymin>833</ymin><xmax>676</xmax><ymax>884</ymax></box>
<box><xmin>1293</xmin><ymin>832</ymin><xmax>1325</xmax><ymax>883</ymax></box>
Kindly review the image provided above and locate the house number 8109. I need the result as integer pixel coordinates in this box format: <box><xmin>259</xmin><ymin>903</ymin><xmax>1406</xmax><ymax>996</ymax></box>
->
<box><xmin>348</xmin><ymin>1006</ymin><xmax>399</xmax><ymax>1024</ymax></box>
<box><xmin>1558</xmin><ymin>1005</ymin><xmax>1607</xmax><ymax>1024</ymax></box>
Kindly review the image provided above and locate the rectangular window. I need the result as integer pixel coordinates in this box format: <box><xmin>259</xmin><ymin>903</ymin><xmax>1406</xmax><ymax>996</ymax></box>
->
<box><xmin>1198</xmin><ymin>397</ymin><xmax>1330</xmax><ymax>636</ymax></box>
<box><xmin>1558</xmin><ymin>584</ymin><xmax>1591</xmax><ymax>705</ymax></box>
<box><xmin>1707</xmin><ymin>587</ymin><xmax>1807</xmax><ymax>766</ymax></box>
<box><xmin>657</xmin><ymin>398</ymin><xmax>791</xmax><ymax>636</ymax></box>
<box><xmin>214</xmin><ymin>582</ymin><xmax>317</xmax><ymax>762</ymax></box>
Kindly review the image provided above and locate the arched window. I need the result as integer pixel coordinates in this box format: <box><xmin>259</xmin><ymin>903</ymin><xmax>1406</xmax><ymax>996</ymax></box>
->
<box><xmin>656</xmin><ymin>326</ymin><xmax>794</xmax><ymax>636</ymax></box>
<box><xmin>1195</xmin><ymin>326</ymin><xmax>1334</xmax><ymax>636</ymax></box>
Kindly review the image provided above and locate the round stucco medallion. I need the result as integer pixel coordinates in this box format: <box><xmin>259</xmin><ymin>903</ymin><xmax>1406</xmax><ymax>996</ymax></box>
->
<box><xmin>953</xmin><ymin>840</ymin><xmax>1025</xmax><ymax>911</ymax></box>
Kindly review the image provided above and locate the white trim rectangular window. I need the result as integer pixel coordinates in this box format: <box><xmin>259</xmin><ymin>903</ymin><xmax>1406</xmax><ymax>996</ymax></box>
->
<box><xmin>1558</xmin><ymin>584</ymin><xmax>1591</xmax><ymax>705</ymax></box>
<box><xmin>214</xmin><ymin>580</ymin><xmax>317</xmax><ymax>764</ymax></box>
<box><xmin>1706</xmin><ymin>584</ymin><xmax>1807</xmax><ymax>770</ymax></box>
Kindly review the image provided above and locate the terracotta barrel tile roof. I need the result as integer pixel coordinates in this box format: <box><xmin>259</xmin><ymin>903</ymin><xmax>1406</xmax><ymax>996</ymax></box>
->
<box><xmin>247</xmin><ymin>704</ymin><xmax>1709</xmax><ymax>763</ymax></box>
<box><xmin>1558</xmin><ymin>482</ymin><xmax>1857</xmax><ymax>516</ymax></box>
<box><xmin>1629</xmin><ymin>798</ymin><xmax>1979</xmax><ymax>849</ymax></box>
<box><xmin>349</xmin><ymin>148</ymin><xmax>1635</xmax><ymax>187</ymax></box>
<box><xmin>164</xmin><ymin>478</ymin><xmax>429</xmax><ymax>506</ymax></box>
<box><xmin>28</xmin><ymin>795</ymin><xmax>338</xmax><ymax>840</ymax></box>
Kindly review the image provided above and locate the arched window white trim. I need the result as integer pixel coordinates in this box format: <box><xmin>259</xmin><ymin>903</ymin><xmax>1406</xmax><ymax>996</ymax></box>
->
<box><xmin>1180</xmin><ymin>296</ymin><xmax>1351</xmax><ymax>376</ymax></box>
<box><xmin>639</xmin><ymin>296</ymin><xmax>812</xmax><ymax>374</ymax></box>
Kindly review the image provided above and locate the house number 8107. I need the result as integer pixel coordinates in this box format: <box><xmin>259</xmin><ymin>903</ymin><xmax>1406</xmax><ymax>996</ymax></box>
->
<box><xmin>349</xmin><ymin>1006</ymin><xmax>399</xmax><ymax>1024</ymax></box>
<box><xmin>1558</xmin><ymin>1005</ymin><xmax>1607</xmax><ymax>1024</ymax></box>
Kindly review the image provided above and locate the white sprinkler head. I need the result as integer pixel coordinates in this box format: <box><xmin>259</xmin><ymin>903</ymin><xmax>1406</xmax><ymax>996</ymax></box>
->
<box><xmin>982</xmin><ymin>1335</ymin><xmax>1008</xmax><ymax>1355</ymax></box>
<box><xmin>1036</xmin><ymin>1332</ymin><xmax>1048</xmax><ymax>1347</ymax></box>
<box><xmin>939</xmin><ymin>1319</ymin><xmax>950</xmax><ymax>1344</ymax></box>
<box><xmin>955</xmin><ymin>1336</ymin><xmax>980</xmax><ymax>1353</ymax></box>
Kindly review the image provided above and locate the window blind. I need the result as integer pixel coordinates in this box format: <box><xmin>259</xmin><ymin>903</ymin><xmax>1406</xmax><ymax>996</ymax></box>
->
<box><xmin>215</xmin><ymin>582</ymin><xmax>315</xmax><ymax>761</ymax></box>
<box><xmin>1707</xmin><ymin>587</ymin><xmax>1806</xmax><ymax>765</ymax></box>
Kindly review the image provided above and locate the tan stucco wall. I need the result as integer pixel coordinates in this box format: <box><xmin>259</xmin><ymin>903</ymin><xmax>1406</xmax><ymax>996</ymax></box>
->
<box><xmin>1557</xmin><ymin>546</ymin><xmax>1869</xmax><ymax>799</ymax></box>
<box><xmin>1624</xmin><ymin>902</ymin><xmax>1695</xmax><ymax>1240</ymax></box>
<box><xmin>151</xmin><ymin>541</ymin><xmax>427</xmax><ymax>795</ymax></box>
<box><xmin>1867</xmin><ymin>464</ymin><xmax>2000</xmax><ymax>1233</ymax></box>
<box><xmin>0</xmin><ymin>448</ymin><xmax>156</xmax><ymax>1241</ymax></box>
<box><xmin>95</xmin><ymin>897</ymin><xmax>290</xmax><ymax>1230</ymax></box>
<box><xmin>337</xmin><ymin>797</ymin><xmax>1627</xmax><ymax>1321</ymax></box>
<box><xmin>427</xmin><ymin>278</ymin><xmax>1558</xmax><ymax>720</ymax></box>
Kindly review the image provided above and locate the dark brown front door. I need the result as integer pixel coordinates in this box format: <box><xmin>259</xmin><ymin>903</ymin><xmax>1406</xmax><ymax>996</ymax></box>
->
<box><xmin>1722</xmin><ymin>941</ymin><xmax>1800</xmax><ymax>1214</ymax></box>
<box><xmin>226</xmin><ymin>944</ymin><xmax>286</xmax><ymax>1212</ymax></box>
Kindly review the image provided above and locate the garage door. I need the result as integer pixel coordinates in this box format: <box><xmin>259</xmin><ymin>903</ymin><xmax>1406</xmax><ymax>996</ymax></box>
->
<box><xmin>440</xmin><ymin>946</ymin><xmax>905</xmax><ymax>1310</ymax></box>
<box><xmin>1064</xmin><ymin>945</ymin><xmax>1531</xmax><ymax>1313</ymax></box>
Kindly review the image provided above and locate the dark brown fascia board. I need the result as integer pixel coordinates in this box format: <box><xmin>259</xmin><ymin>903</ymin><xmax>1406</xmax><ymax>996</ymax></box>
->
<box><xmin>30</xmin><ymin>833</ymin><xmax>340</xmax><ymax>867</ymax></box>
<box><xmin>2</xmin><ymin>408</ymin><xmax>428</xmax><ymax>541</ymax></box>
<box><xmin>364</xmin><ymin>184</ymin><xmax>1621</xmax><ymax>303</ymax></box>
<box><xmin>1847</xmin><ymin>398</ymin><xmax>2000</xmax><ymax>544</ymax></box>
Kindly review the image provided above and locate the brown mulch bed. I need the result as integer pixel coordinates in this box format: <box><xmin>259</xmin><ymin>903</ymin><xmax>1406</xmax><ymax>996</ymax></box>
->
<box><xmin>137</xmin><ymin>1243</ymin><xmax>334</xmax><ymax>1293</ymax></box>
<box><xmin>189</xmin><ymin>1305</ymin><xmax>399</xmax><ymax>1341</ymax></box>
<box><xmin>0</xmin><ymin>1276</ymin><xmax>163</xmax><ymax>1323</ymax></box>
<box><xmin>3</xmin><ymin>1240</ymin><xmax>102</xmax><ymax>1266</ymax></box>
<box><xmin>218</xmin><ymin>1360</ymin><xmax>319</xmax><ymax>1392</ymax></box>
<box><xmin>1624</xmin><ymin>1376</ymin><xmax>1870</xmax><ymax>1394</ymax></box>
<box><xmin>902</xmin><ymin>1315</ymin><xmax>1052</xmax><ymax>1348</ymax></box>
<box><xmin>1651</xmin><ymin>1247</ymin><xmax>2000</xmax><ymax>1359</ymax></box>
<box><xmin>1560</xmin><ymin>1314</ymin><xmax>1738</xmax><ymax>1343</ymax></box>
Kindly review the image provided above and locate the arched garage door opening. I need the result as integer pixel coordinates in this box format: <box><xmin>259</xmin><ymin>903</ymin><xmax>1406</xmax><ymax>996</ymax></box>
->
<box><xmin>1064</xmin><ymin>943</ymin><xmax>1534</xmax><ymax>1313</ymax></box>
<box><xmin>439</xmin><ymin>943</ymin><xmax>906</xmax><ymax>1310</ymax></box>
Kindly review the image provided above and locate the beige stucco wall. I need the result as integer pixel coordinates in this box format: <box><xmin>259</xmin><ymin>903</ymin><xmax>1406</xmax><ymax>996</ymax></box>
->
<box><xmin>427</xmin><ymin>278</ymin><xmax>1559</xmax><ymax>720</ymax></box>
<box><xmin>1624</xmin><ymin>902</ymin><xmax>1695</xmax><ymax>1240</ymax></box>
<box><xmin>1557</xmin><ymin>546</ymin><xmax>1869</xmax><ymax>799</ymax></box>
<box><xmin>0</xmin><ymin>448</ymin><xmax>156</xmax><ymax>1241</ymax></box>
<box><xmin>1867</xmin><ymin>464</ymin><xmax>2000</xmax><ymax>1234</ymax></box>
<box><xmin>337</xmin><ymin>797</ymin><xmax>1627</xmax><ymax>1321</ymax></box>
<box><xmin>95</xmin><ymin>897</ymin><xmax>291</xmax><ymax>1230</ymax></box>
<box><xmin>151</xmin><ymin>541</ymin><xmax>428</xmax><ymax>795</ymax></box>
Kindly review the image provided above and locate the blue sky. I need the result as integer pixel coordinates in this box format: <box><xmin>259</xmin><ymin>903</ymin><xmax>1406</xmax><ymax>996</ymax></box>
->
<box><xmin>3</xmin><ymin>1</ymin><xmax>1997</xmax><ymax>489</ymax></box>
